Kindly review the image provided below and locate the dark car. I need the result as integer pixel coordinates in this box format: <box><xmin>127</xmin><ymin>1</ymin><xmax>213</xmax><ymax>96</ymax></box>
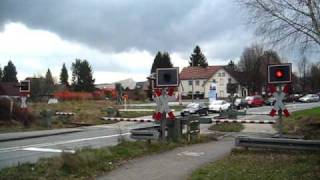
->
<box><xmin>265</xmin><ymin>97</ymin><xmax>276</xmax><ymax>106</ymax></box>
<box><xmin>180</xmin><ymin>103</ymin><xmax>209</xmax><ymax>116</ymax></box>
<box><xmin>245</xmin><ymin>95</ymin><xmax>264</xmax><ymax>107</ymax></box>
<box><xmin>284</xmin><ymin>94</ymin><xmax>303</xmax><ymax>103</ymax></box>
<box><xmin>234</xmin><ymin>98</ymin><xmax>248</xmax><ymax>109</ymax></box>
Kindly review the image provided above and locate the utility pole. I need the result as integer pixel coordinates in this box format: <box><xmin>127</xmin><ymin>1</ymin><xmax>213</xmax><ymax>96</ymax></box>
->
<box><xmin>191</xmin><ymin>60</ymin><xmax>194</xmax><ymax>102</ymax></box>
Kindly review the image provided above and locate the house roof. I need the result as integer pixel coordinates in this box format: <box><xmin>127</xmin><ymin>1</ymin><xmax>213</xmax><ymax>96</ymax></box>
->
<box><xmin>0</xmin><ymin>82</ymin><xmax>20</xmax><ymax>96</ymax></box>
<box><xmin>180</xmin><ymin>66</ymin><xmax>224</xmax><ymax>80</ymax></box>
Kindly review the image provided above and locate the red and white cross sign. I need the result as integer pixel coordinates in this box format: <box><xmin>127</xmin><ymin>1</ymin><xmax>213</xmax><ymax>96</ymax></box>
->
<box><xmin>153</xmin><ymin>87</ymin><xmax>175</xmax><ymax>120</ymax></box>
<box><xmin>269</xmin><ymin>84</ymin><xmax>290</xmax><ymax>117</ymax></box>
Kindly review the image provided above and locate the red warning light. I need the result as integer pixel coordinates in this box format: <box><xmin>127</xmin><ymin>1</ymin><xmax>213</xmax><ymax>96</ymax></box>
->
<box><xmin>275</xmin><ymin>70</ymin><xmax>284</xmax><ymax>78</ymax></box>
<box><xmin>268</xmin><ymin>64</ymin><xmax>292</xmax><ymax>84</ymax></box>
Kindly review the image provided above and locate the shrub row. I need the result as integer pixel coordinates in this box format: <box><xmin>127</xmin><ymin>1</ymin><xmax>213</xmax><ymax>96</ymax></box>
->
<box><xmin>54</xmin><ymin>90</ymin><xmax>106</xmax><ymax>101</ymax></box>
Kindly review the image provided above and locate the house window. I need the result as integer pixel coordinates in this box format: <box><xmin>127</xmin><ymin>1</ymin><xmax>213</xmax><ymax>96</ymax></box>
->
<box><xmin>212</xmin><ymin>79</ymin><xmax>216</xmax><ymax>83</ymax></box>
<box><xmin>222</xmin><ymin>72</ymin><xmax>225</xmax><ymax>77</ymax></box>
<box><xmin>188</xmin><ymin>80</ymin><xmax>192</xmax><ymax>86</ymax></box>
<box><xmin>196</xmin><ymin>80</ymin><xmax>200</xmax><ymax>86</ymax></box>
<box><xmin>218</xmin><ymin>73</ymin><xmax>221</xmax><ymax>77</ymax></box>
<box><xmin>228</xmin><ymin>78</ymin><xmax>232</xmax><ymax>83</ymax></box>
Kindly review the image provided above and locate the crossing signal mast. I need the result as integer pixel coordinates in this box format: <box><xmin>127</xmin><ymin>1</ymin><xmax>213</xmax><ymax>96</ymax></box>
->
<box><xmin>155</xmin><ymin>67</ymin><xmax>179</xmax><ymax>141</ymax></box>
<box><xmin>17</xmin><ymin>80</ymin><xmax>31</xmax><ymax>127</ymax></box>
<box><xmin>267</xmin><ymin>63</ymin><xmax>292</xmax><ymax>137</ymax></box>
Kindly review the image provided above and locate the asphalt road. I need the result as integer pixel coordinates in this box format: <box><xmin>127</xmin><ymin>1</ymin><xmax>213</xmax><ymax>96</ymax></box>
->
<box><xmin>0</xmin><ymin>102</ymin><xmax>319</xmax><ymax>170</ymax></box>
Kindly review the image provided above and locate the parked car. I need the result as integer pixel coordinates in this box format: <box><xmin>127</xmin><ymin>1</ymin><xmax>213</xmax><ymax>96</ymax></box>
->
<box><xmin>264</xmin><ymin>97</ymin><xmax>276</xmax><ymax>106</ymax></box>
<box><xmin>285</xmin><ymin>94</ymin><xmax>303</xmax><ymax>103</ymax></box>
<box><xmin>234</xmin><ymin>98</ymin><xmax>248</xmax><ymax>109</ymax></box>
<box><xmin>245</xmin><ymin>95</ymin><xmax>264</xmax><ymax>107</ymax></box>
<box><xmin>298</xmin><ymin>94</ymin><xmax>320</xmax><ymax>103</ymax></box>
<box><xmin>180</xmin><ymin>102</ymin><xmax>208</xmax><ymax>116</ymax></box>
<box><xmin>209</xmin><ymin>100</ymin><xmax>231</xmax><ymax>112</ymax></box>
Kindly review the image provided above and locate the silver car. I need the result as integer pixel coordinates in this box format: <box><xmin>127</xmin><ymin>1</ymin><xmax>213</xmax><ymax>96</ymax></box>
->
<box><xmin>299</xmin><ymin>94</ymin><xmax>320</xmax><ymax>102</ymax></box>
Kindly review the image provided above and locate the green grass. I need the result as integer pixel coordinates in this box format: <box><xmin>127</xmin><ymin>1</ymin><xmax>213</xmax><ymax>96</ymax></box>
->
<box><xmin>283</xmin><ymin>107</ymin><xmax>320</xmax><ymax>139</ymax></box>
<box><xmin>0</xmin><ymin>136</ymin><xmax>215</xmax><ymax>180</ymax></box>
<box><xmin>190</xmin><ymin>149</ymin><xmax>320</xmax><ymax>180</ymax></box>
<box><xmin>209</xmin><ymin>123</ymin><xmax>244</xmax><ymax>132</ymax></box>
<box><xmin>0</xmin><ymin>100</ymin><xmax>116</xmax><ymax>133</ymax></box>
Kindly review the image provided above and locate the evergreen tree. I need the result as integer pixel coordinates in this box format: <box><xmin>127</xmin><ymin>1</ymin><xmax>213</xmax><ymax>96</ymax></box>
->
<box><xmin>189</xmin><ymin>46</ymin><xmax>208</xmax><ymax>68</ymax></box>
<box><xmin>226</xmin><ymin>60</ymin><xmax>237</xmax><ymax>71</ymax></box>
<box><xmin>2</xmin><ymin>60</ymin><xmax>18</xmax><ymax>82</ymax></box>
<box><xmin>29</xmin><ymin>76</ymin><xmax>47</xmax><ymax>101</ymax></box>
<box><xmin>45</xmin><ymin>69</ymin><xmax>54</xmax><ymax>85</ymax></box>
<box><xmin>71</xmin><ymin>59</ymin><xmax>95</xmax><ymax>92</ymax></box>
<box><xmin>149</xmin><ymin>51</ymin><xmax>173</xmax><ymax>100</ymax></box>
<box><xmin>60</xmin><ymin>63</ymin><xmax>69</xmax><ymax>86</ymax></box>
<box><xmin>45</xmin><ymin>68</ymin><xmax>55</xmax><ymax>94</ymax></box>
<box><xmin>150</xmin><ymin>51</ymin><xmax>173</xmax><ymax>73</ymax></box>
<box><xmin>0</xmin><ymin>66</ymin><xmax>2</xmax><ymax>82</ymax></box>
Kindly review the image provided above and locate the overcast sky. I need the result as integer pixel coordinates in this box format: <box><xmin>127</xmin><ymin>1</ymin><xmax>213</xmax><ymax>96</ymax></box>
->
<box><xmin>0</xmin><ymin>0</ymin><xmax>276</xmax><ymax>83</ymax></box>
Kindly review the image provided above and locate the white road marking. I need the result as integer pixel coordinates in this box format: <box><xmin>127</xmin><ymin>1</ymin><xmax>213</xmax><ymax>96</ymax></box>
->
<box><xmin>22</xmin><ymin>147</ymin><xmax>75</xmax><ymax>154</ymax></box>
<box><xmin>177</xmin><ymin>151</ymin><xmax>205</xmax><ymax>157</ymax></box>
<box><xmin>0</xmin><ymin>133</ymin><xmax>130</xmax><ymax>153</ymax></box>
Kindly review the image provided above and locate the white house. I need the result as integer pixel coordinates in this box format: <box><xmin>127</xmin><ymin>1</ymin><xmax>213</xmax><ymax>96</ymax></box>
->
<box><xmin>179</xmin><ymin>66</ymin><xmax>247</xmax><ymax>98</ymax></box>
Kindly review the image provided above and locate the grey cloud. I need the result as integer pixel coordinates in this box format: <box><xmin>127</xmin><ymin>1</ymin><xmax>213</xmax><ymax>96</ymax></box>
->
<box><xmin>0</xmin><ymin>0</ymin><xmax>251</xmax><ymax>58</ymax></box>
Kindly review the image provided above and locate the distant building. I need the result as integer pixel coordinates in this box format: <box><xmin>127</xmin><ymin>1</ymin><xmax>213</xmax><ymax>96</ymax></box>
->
<box><xmin>179</xmin><ymin>66</ymin><xmax>247</xmax><ymax>98</ymax></box>
<box><xmin>0</xmin><ymin>82</ymin><xmax>20</xmax><ymax>98</ymax></box>
<box><xmin>96</xmin><ymin>78</ymin><xmax>139</xmax><ymax>90</ymax></box>
<box><xmin>135</xmin><ymin>81</ymin><xmax>149</xmax><ymax>91</ymax></box>
<box><xmin>95</xmin><ymin>83</ymin><xmax>115</xmax><ymax>90</ymax></box>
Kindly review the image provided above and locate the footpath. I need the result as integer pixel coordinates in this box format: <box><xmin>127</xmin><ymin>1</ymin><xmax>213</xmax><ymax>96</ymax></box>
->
<box><xmin>98</xmin><ymin>120</ymin><xmax>277</xmax><ymax>180</ymax></box>
<box><xmin>98</xmin><ymin>138</ymin><xmax>234</xmax><ymax>180</ymax></box>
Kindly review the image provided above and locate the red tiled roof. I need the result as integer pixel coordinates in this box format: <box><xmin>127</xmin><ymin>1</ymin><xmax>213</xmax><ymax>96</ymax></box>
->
<box><xmin>0</xmin><ymin>82</ymin><xmax>20</xmax><ymax>96</ymax></box>
<box><xmin>180</xmin><ymin>66</ymin><xmax>224</xmax><ymax>80</ymax></box>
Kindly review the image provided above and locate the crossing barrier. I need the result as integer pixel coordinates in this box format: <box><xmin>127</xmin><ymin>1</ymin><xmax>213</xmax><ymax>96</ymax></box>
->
<box><xmin>212</xmin><ymin>119</ymin><xmax>276</xmax><ymax>124</ymax></box>
<box><xmin>102</xmin><ymin>117</ymin><xmax>154</xmax><ymax>123</ymax></box>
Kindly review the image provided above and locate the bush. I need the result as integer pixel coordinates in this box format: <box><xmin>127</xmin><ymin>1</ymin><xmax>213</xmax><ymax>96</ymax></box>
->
<box><xmin>0</xmin><ymin>98</ymin><xmax>35</xmax><ymax>125</ymax></box>
<box><xmin>131</xmin><ymin>88</ymin><xmax>147</xmax><ymax>101</ymax></box>
<box><xmin>92</xmin><ymin>90</ymin><xmax>105</xmax><ymax>100</ymax></box>
<box><xmin>54</xmin><ymin>91</ymin><xmax>93</xmax><ymax>101</ymax></box>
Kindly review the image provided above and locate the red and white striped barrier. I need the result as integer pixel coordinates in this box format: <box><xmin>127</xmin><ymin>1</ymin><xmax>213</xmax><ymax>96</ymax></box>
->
<box><xmin>55</xmin><ymin>112</ymin><xmax>75</xmax><ymax>116</ymax></box>
<box><xmin>212</xmin><ymin>119</ymin><xmax>276</xmax><ymax>124</ymax></box>
<box><xmin>102</xmin><ymin>117</ymin><xmax>154</xmax><ymax>123</ymax></box>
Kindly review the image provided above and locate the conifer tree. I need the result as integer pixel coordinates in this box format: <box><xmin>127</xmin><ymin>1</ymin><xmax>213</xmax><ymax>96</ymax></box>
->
<box><xmin>71</xmin><ymin>59</ymin><xmax>95</xmax><ymax>92</ymax></box>
<box><xmin>2</xmin><ymin>60</ymin><xmax>18</xmax><ymax>82</ymax></box>
<box><xmin>60</xmin><ymin>63</ymin><xmax>69</xmax><ymax>86</ymax></box>
<box><xmin>189</xmin><ymin>46</ymin><xmax>208</xmax><ymax>68</ymax></box>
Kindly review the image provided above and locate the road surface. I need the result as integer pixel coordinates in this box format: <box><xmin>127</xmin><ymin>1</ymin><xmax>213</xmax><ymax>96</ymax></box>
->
<box><xmin>0</xmin><ymin>102</ymin><xmax>319</xmax><ymax>169</ymax></box>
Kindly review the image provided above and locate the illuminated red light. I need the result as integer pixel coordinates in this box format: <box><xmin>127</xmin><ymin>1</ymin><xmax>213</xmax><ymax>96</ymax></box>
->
<box><xmin>275</xmin><ymin>70</ymin><xmax>283</xmax><ymax>78</ymax></box>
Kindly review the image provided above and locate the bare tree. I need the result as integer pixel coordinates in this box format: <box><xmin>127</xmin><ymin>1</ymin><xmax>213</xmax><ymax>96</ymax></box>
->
<box><xmin>298</xmin><ymin>56</ymin><xmax>309</xmax><ymax>91</ymax></box>
<box><xmin>239</xmin><ymin>0</ymin><xmax>320</xmax><ymax>51</ymax></box>
<box><xmin>310</xmin><ymin>62</ymin><xmax>320</xmax><ymax>92</ymax></box>
<box><xmin>239</xmin><ymin>45</ymin><xmax>283</xmax><ymax>95</ymax></box>
<box><xmin>238</xmin><ymin>44</ymin><xmax>264</xmax><ymax>94</ymax></box>
<box><xmin>259</xmin><ymin>50</ymin><xmax>282</xmax><ymax>87</ymax></box>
